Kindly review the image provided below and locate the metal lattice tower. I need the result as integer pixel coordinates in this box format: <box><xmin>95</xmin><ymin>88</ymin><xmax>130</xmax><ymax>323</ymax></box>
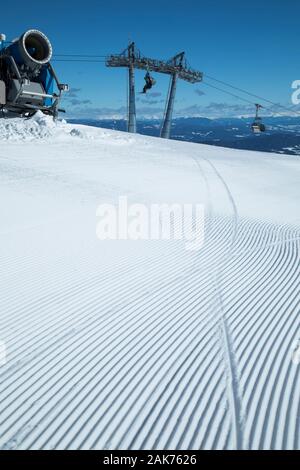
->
<box><xmin>106</xmin><ymin>43</ymin><xmax>203</xmax><ymax>138</ymax></box>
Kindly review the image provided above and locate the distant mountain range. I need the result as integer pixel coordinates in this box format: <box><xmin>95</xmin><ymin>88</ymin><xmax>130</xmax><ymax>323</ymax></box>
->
<box><xmin>67</xmin><ymin>116</ymin><xmax>300</xmax><ymax>155</ymax></box>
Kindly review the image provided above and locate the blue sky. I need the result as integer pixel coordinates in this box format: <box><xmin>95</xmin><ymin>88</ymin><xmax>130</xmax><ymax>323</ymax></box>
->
<box><xmin>1</xmin><ymin>0</ymin><xmax>299</xmax><ymax>118</ymax></box>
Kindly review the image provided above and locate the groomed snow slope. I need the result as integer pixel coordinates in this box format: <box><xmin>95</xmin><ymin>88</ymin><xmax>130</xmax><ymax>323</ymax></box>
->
<box><xmin>0</xmin><ymin>114</ymin><xmax>299</xmax><ymax>450</ymax></box>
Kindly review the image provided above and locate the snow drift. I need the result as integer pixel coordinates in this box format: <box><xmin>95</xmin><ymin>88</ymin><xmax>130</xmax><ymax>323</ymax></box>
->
<box><xmin>0</xmin><ymin>115</ymin><xmax>299</xmax><ymax>450</ymax></box>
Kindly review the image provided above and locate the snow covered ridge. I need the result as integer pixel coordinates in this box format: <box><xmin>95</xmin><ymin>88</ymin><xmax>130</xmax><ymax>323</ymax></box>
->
<box><xmin>0</xmin><ymin>112</ymin><xmax>88</xmax><ymax>141</ymax></box>
<box><xmin>0</xmin><ymin>112</ymin><xmax>138</xmax><ymax>143</ymax></box>
<box><xmin>0</xmin><ymin>112</ymin><xmax>59</xmax><ymax>141</ymax></box>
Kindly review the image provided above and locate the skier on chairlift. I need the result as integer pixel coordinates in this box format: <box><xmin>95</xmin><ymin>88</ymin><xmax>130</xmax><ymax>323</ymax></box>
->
<box><xmin>142</xmin><ymin>71</ymin><xmax>156</xmax><ymax>94</ymax></box>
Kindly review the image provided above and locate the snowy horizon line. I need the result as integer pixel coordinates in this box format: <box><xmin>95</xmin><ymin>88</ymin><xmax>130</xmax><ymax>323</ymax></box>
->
<box><xmin>66</xmin><ymin>112</ymin><xmax>300</xmax><ymax>121</ymax></box>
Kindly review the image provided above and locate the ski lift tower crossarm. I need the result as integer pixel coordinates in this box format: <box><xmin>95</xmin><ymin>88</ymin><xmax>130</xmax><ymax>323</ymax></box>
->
<box><xmin>106</xmin><ymin>44</ymin><xmax>203</xmax><ymax>137</ymax></box>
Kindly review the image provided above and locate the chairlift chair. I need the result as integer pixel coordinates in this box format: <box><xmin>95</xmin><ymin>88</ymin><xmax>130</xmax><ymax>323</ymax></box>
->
<box><xmin>251</xmin><ymin>103</ymin><xmax>266</xmax><ymax>133</ymax></box>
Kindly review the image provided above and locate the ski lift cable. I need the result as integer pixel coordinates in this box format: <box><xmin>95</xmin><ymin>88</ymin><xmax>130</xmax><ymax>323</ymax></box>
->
<box><xmin>202</xmin><ymin>81</ymin><xmax>300</xmax><ymax>119</ymax></box>
<box><xmin>53</xmin><ymin>54</ymin><xmax>107</xmax><ymax>58</ymax></box>
<box><xmin>51</xmin><ymin>52</ymin><xmax>300</xmax><ymax>117</ymax></box>
<box><xmin>202</xmin><ymin>81</ymin><xmax>257</xmax><ymax>106</ymax></box>
<box><xmin>205</xmin><ymin>74</ymin><xmax>300</xmax><ymax>117</ymax></box>
<box><xmin>52</xmin><ymin>59</ymin><xmax>106</xmax><ymax>63</ymax></box>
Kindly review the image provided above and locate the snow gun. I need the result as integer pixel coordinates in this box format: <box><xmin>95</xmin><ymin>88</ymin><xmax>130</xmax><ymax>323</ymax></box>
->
<box><xmin>0</xmin><ymin>30</ymin><xmax>69</xmax><ymax>118</ymax></box>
